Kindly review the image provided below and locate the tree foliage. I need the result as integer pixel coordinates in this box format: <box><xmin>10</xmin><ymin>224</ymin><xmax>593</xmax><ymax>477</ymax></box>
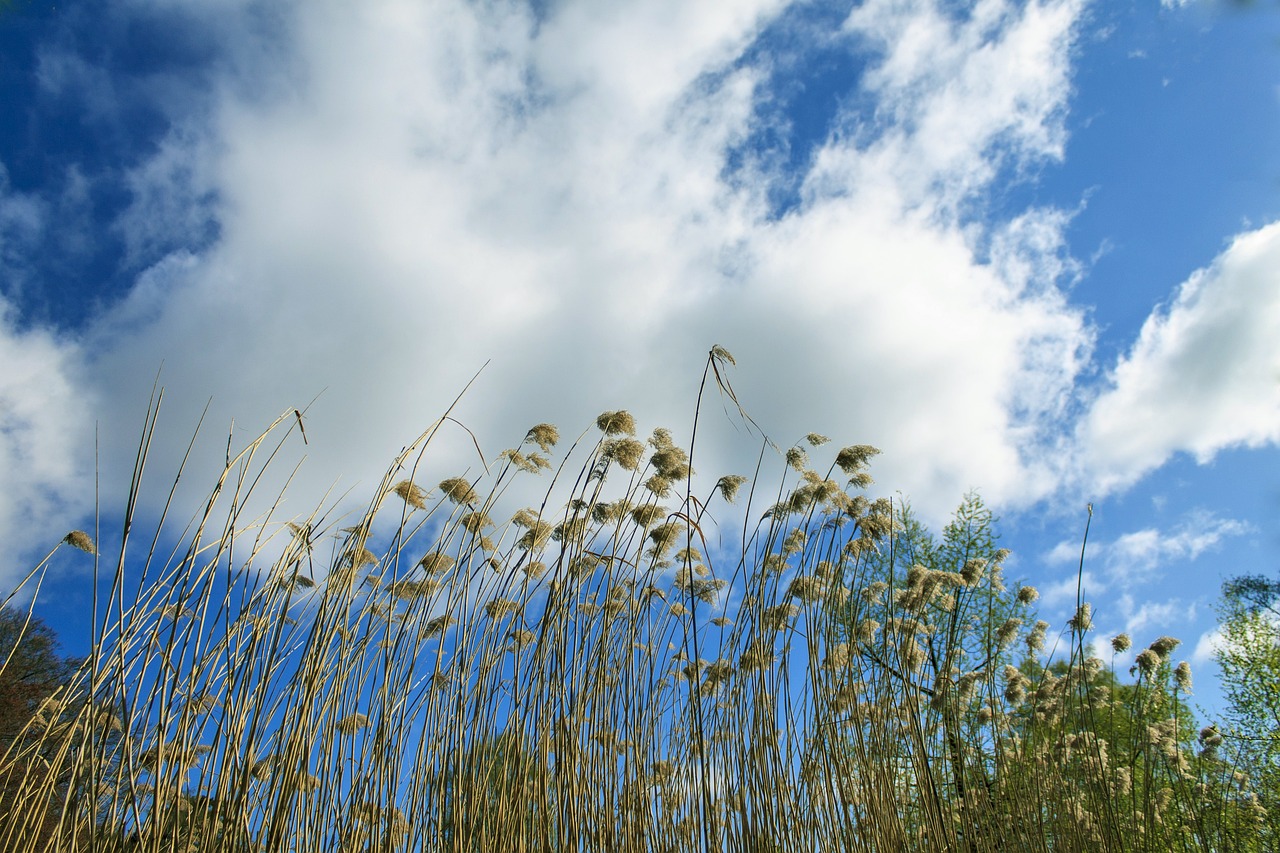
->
<box><xmin>1213</xmin><ymin>577</ymin><xmax>1280</xmax><ymax>847</ymax></box>
<box><xmin>0</xmin><ymin>606</ymin><xmax>84</xmax><ymax>852</ymax></box>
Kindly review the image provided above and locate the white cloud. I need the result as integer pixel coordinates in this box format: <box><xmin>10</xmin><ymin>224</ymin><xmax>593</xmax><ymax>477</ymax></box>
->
<box><xmin>1040</xmin><ymin>569</ymin><xmax>1101</xmax><ymax>608</ymax></box>
<box><xmin>1081</xmin><ymin>222</ymin><xmax>1280</xmax><ymax>493</ymax></box>
<box><xmin>1043</xmin><ymin>509</ymin><xmax>1251</xmax><ymax>601</ymax></box>
<box><xmin>0</xmin><ymin>298</ymin><xmax>92</xmax><ymax>570</ymax></box>
<box><xmin>1111</xmin><ymin>594</ymin><xmax>1184</xmax><ymax>639</ymax></box>
<box><xmin>0</xmin><ymin>0</ymin><xmax>1106</xmax><ymax>586</ymax></box>
<box><xmin>1192</xmin><ymin>626</ymin><xmax>1224</xmax><ymax>665</ymax></box>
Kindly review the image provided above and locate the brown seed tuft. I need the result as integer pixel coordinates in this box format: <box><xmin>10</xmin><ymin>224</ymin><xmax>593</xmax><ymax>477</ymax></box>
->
<box><xmin>834</xmin><ymin>445</ymin><xmax>879</xmax><ymax>475</ymax></box>
<box><xmin>603</xmin><ymin>438</ymin><xmax>646</xmax><ymax>470</ymax></box>
<box><xmin>438</xmin><ymin>477</ymin><xmax>477</xmax><ymax>506</ymax></box>
<box><xmin>716</xmin><ymin>475</ymin><xmax>748</xmax><ymax>503</ymax></box>
<box><xmin>418</xmin><ymin>552</ymin><xmax>455</xmax><ymax>575</ymax></box>
<box><xmin>596</xmin><ymin>410</ymin><xmax>637</xmax><ymax>436</ymax></box>
<box><xmin>524</xmin><ymin>423</ymin><xmax>560</xmax><ymax>452</ymax></box>
<box><xmin>392</xmin><ymin>480</ymin><xmax>427</xmax><ymax>509</ymax></box>
<box><xmin>1149</xmin><ymin>636</ymin><xmax>1181</xmax><ymax>660</ymax></box>
<box><xmin>63</xmin><ymin>530</ymin><xmax>97</xmax><ymax>555</ymax></box>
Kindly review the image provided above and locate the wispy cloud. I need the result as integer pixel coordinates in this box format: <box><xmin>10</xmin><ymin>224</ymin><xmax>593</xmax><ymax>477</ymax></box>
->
<box><xmin>1044</xmin><ymin>509</ymin><xmax>1253</xmax><ymax>598</ymax></box>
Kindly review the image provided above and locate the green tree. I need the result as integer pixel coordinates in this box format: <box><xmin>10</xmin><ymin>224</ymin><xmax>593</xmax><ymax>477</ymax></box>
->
<box><xmin>837</xmin><ymin>492</ymin><xmax>1035</xmax><ymax>847</ymax></box>
<box><xmin>1213</xmin><ymin>577</ymin><xmax>1280</xmax><ymax>846</ymax></box>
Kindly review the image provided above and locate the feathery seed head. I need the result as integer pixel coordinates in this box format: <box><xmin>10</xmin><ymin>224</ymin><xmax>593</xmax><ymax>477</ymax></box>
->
<box><xmin>651</xmin><ymin>446</ymin><xmax>691</xmax><ymax>479</ymax></box>
<box><xmin>501</xmin><ymin>449</ymin><xmax>550</xmax><ymax>474</ymax></box>
<box><xmin>335</xmin><ymin>713</ymin><xmax>369</xmax><ymax>735</ymax></box>
<box><xmin>648</xmin><ymin>427</ymin><xmax>674</xmax><ymax>449</ymax></box>
<box><xmin>1149</xmin><ymin>636</ymin><xmax>1181</xmax><ymax>660</ymax></box>
<box><xmin>960</xmin><ymin>558</ymin><xmax>986</xmax><ymax>586</ymax></box>
<box><xmin>525</xmin><ymin>423</ymin><xmax>560</xmax><ymax>452</ymax></box>
<box><xmin>788</xmin><ymin>576</ymin><xmax>826</xmax><ymax>603</ymax></box>
<box><xmin>761</xmin><ymin>603</ymin><xmax>800</xmax><ymax>631</ymax></box>
<box><xmin>517</xmin><ymin>521</ymin><xmax>553</xmax><ymax>550</ymax></box>
<box><xmin>1068</xmin><ymin>603</ymin><xmax>1093</xmax><ymax>633</ymax></box>
<box><xmin>716</xmin><ymin>475</ymin><xmax>748</xmax><ymax>503</ymax></box>
<box><xmin>392</xmin><ymin>479</ymin><xmax>427</xmax><ymax>509</ymax></box>
<box><xmin>862</xmin><ymin>581</ymin><xmax>889</xmax><ymax>604</ymax></box>
<box><xmin>439</xmin><ymin>477</ymin><xmax>477</xmax><ymax>506</ymax></box>
<box><xmin>739</xmin><ymin>642</ymin><xmax>773</xmax><ymax>671</ymax></box>
<box><xmin>422</xmin><ymin>615</ymin><xmax>457</xmax><ymax>639</ymax></box>
<box><xmin>159</xmin><ymin>604</ymin><xmax>194</xmax><ymax>621</ymax></box>
<box><xmin>905</xmin><ymin>563</ymin><xmax>928</xmax><ymax>589</ymax></box>
<box><xmin>64</xmin><ymin>530</ymin><xmax>97</xmax><ymax>554</ymax></box>
<box><xmin>596</xmin><ymin>410</ymin><xmax>636</xmax><ymax>436</ymax></box>
<box><xmin>1017</xmin><ymin>585</ymin><xmax>1039</xmax><ymax>605</ymax></box>
<box><xmin>648</xmin><ymin>522</ymin><xmax>682</xmax><ymax>555</ymax></box>
<box><xmin>824</xmin><ymin>643</ymin><xmax>851</xmax><ymax>669</ymax></box>
<box><xmin>846</xmin><ymin>472</ymin><xmax>874</xmax><ymax>490</ymax></box>
<box><xmin>782</xmin><ymin>528</ymin><xmax>807</xmax><ymax>555</ymax></box>
<box><xmin>512</xmin><ymin>507</ymin><xmax>540</xmax><ymax>528</ymax></box>
<box><xmin>675</xmin><ymin>546</ymin><xmax>703</xmax><ymax>563</ymax></box>
<box><xmin>788</xmin><ymin>485</ymin><xmax>817</xmax><ymax>513</ymax></box>
<box><xmin>710</xmin><ymin>344</ymin><xmax>736</xmax><ymax>365</ymax></box>
<box><xmin>603</xmin><ymin>437</ymin><xmax>646</xmax><ymax>470</ymax></box>
<box><xmin>1026</xmin><ymin>620</ymin><xmax>1049</xmax><ymax>654</ymax></box>
<box><xmin>553</xmin><ymin>517</ymin><xmax>588</xmax><ymax>542</ymax></box>
<box><xmin>785</xmin><ymin>447</ymin><xmax>808</xmax><ymax>471</ymax></box>
<box><xmin>996</xmin><ymin>617</ymin><xmax>1023</xmax><ymax>649</ymax></box>
<box><xmin>630</xmin><ymin>504</ymin><xmax>666</xmax><ymax>527</ymax></box>
<box><xmin>1111</xmin><ymin>633</ymin><xmax>1132</xmax><ymax>653</ymax></box>
<box><xmin>460</xmin><ymin>511</ymin><xmax>492</xmax><ymax>535</ymax></box>
<box><xmin>901</xmin><ymin>637</ymin><xmax>926</xmax><ymax>672</ymax></box>
<box><xmin>645</xmin><ymin>475</ymin><xmax>673</xmax><ymax>497</ymax></box>
<box><xmin>1134</xmin><ymin>649</ymin><xmax>1161</xmax><ymax>677</ymax></box>
<box><xmin>834</xmin><ymin>445</ymin><xmax>879</xmax><ymax>475</ymax></box>
<box><xmin>761</xmin><ymin>553</ymin><xmax>789</xmax><ymax>575</ymax></box>
<box><xmin>484</xmin><ymin>598</ymin><xmax>519</xmax><ymax>619</ymax></box>
<box><xmin>1174</xmin><ymin>661</ymin><xmax>1192</xmax><ymax>692</ymax></box>
<box><xmin>419</xmin><ymin>552</ymin><xmax>455</xmax><ymax>575</ymax></box>
<box><xmin>806</xmin><ymin>433</ymin><xmax>830</xmax><ymax>446</ymax></box>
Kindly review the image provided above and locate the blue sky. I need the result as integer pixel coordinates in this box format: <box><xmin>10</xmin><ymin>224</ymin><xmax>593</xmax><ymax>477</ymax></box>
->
<box><xmin>1</xmin><ymin>0</ymin><xmax>1277</xmax><ymax>714</ymax></box>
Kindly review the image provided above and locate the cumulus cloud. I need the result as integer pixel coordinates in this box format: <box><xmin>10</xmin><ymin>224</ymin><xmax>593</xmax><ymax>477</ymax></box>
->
<box><xmin>0</xmin><ymin>0</ymin><xmax>1109</xmax><ymax>587</ymax></box>
<box><xmin>1081</xmin><ymin>222</ymin><xmax>1280</xmax><ymax>493</ymax></box>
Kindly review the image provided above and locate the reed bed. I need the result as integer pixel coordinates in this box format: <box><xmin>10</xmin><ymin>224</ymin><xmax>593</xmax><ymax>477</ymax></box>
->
<box><xmin>0</xmin><ymin>349</ymin><xmax>1265</xmax><ymax>851</ymax></box>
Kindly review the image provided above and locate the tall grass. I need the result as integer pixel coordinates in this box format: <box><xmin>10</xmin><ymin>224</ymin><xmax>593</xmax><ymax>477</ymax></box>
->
<box><xmin>0</xmin><ymin>348</ymin><xmax>1266</xmax><ymax>851</ymax></box>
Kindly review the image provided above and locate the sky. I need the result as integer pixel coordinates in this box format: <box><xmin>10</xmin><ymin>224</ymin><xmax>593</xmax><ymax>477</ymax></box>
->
<box><xmin>1</xmin><ymin>0</ymin><xmax>1278</xmax><ymax>714</ymax></box>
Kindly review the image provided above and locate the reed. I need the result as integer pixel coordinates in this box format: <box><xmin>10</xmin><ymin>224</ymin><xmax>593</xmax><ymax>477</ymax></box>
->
<box><xmin>0</xmin><ymin>349</ymin><xmax>1263</xmax><ymax>851</ymax></box>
